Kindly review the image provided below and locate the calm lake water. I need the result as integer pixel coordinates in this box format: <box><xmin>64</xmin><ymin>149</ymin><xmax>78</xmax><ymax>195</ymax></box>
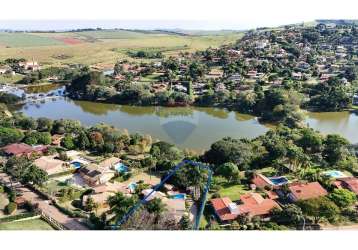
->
<box><xmin>10</xmin><ymin>85</ymin><xmax>358</xmax><ymax>150</ymax></box>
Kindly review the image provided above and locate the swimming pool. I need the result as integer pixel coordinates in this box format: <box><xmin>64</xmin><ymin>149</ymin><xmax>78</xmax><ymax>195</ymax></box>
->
<box><xmin>324</xmin><ymin>170</ymin><xmax>346</xmax><ymax>178</ymax></box>
<box><xmin>71</xmin><ymin>161</ymin><xmax>82</xmax><ymax>169</ymax></box>
<box><xmin>170</xmin><ymin>193</ymin><xmax>186</xmax><ymax>200</ymax></box>
<box><xmin>114</xmin><ymin>162</ymin><xmax>128</xmax><ymax>173</ymax></box>
<box><xmin>269</xmin><ymin>176</ymin><xmax>289</xmax><ymax>186</ymax></box>
<box><xmin>128</xmin><ymin>182</ymin><xmax>137</xmax><ymax>192</ymax></box>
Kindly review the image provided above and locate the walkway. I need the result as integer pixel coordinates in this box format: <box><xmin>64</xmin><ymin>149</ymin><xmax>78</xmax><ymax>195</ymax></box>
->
<box><xmin>0</xmin><ymin>172</ymin><xmax>88</xmax><ymax>230</ymax></box>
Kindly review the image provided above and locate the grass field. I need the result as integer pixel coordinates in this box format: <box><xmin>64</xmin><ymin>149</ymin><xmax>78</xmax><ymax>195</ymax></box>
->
<box><xmin>0</xmin><ymin>33</ymin><xmax>64</xmax><ymax>47</ymax></box>
<box><xmin>217</xmin><ymin>184</ymin><xmax>249</xmax><ymax>201</ymax></box>
<box><xmin>0</xmin><ymin>218</ymin><xmax>55</xmax><ymax>230</ymax></box>
<box><xmin>0</xmin><ymin>30</ymin><xmax>243</xmax><ymax>67</ymax></box>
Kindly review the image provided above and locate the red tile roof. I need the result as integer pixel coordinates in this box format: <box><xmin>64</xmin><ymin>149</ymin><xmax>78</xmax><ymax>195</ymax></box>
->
<box><xmin>238</xmin><ymin>193</ymin><xmax>280</xmax><ymax>217</ymax></box>
<box><xmin>2</xmin><ymin>143</ymin><xmax>47</xmax><ymax>157</ymax></box>
<box><xmin>335</xmin><ymin>177</ymin><xmax>358</xmax><ymax>195</ymax></box>
<box><xmin>211</xmin><ymin>197</ymin><xmax>238</xmax><ymax>222</ymax></box>
<box><xmin>289</xmin><ymin>182</ymin><xmax>328</xmax><ymax>201</ymax></box>
<box><xmin>252</xmin><ymin>173</ymin><xmax>272</xmax><ymax>188</ymax></box>
<box><xmin>2</xmin><ymin>143</ymin><xmax>33</xmax><ymax>156</ymax></box>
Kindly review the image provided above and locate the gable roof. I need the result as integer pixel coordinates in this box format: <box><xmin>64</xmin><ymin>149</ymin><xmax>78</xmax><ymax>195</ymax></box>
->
<box><xmin>289</xmin><ymin>182</ymin><xmax>328</xmax><ymax>201</ymax></box>
<box><xmin>238</xmin><ymin>193</ymin><xmax>280</xmax><ymax>217</ymax></box>
<box><xmin>2</xmin><ymin>143</ymin><xmax>33</xmax><ymax>155</ymax></box>
<box><xmin>211</xmin><ymin>197</ymin><xmax>239</xmax><ymax>221</ymax></box>
<box><xmin>335</xmin><ymin>177</ymin><xmax>358</xmax><ymax>195</ymax></box>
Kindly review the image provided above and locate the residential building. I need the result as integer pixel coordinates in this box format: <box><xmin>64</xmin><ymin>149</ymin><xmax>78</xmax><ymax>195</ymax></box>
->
<box><xmin>33</xmin><ymin>156</ymin><xmax>67</xmax><ymax>176</ymax></box>
<box><xmin>79</xmin><ymin>163</ymin><xmax>116</xmax><ymax>186</ymax></box>
<box><xmin>237</xmin><ymin>193</ymin><xmax>280</xmax><ymax>218</ymax></box>
<box><xmin>288</xmin><ymin>182</ymin><xmax>328</xmax><ymax>202</ymax></box>
<box><xmin>1</xmin><ymin>143</ymin><xmax>47</xmax><ymax>158</ymax></box>
<box><xmin>211</xmin><ymin>197</ymin><xmax>239</xmax><ymax>223</ymax></box>
<box><xmin>251</xmin><ymin>173</ymin><xmax>288</xmax><ymax>189</ymax></box>
<box><xmin>333</xmin><ymin>177</ymin><xmax>358</xmax><ymax>195</ymax></box>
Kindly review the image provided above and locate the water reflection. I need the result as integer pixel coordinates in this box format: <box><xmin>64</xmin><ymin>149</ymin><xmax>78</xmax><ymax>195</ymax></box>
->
<box><xmin>12</xmin><ymin>85</ymin><xmax>358</xmax><ymax>149</ymax></box>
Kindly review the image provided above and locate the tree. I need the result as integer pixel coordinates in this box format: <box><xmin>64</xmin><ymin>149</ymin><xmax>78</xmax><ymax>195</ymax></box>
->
<box><xmin>297</xmin><ymin>128</ymin><xmax>323</xmax><ymax>153</ymax></box>
<box><xmin>22</xmin><ymin>165</ymin><xmax>48</xmax><ymax>186</ymax></box>
<box><xmin>323</xmin><ymin>134</ymin><xmax>350</xmax><ymax>165</ymax></box>
<box><xmin>107</xmin><ymin>193</ymin><xmax>138</xmax><ymax>223</ymax></box>
<box><xmin>145</xmin><ymin>198</ymin><xmax>166</xmax><ymax>219</ymax></box>
<box><xmin>61</xmin><ymin>135</ymin><xmax>75</xmax><ymax>149</ymax></box>
<box><xmin>297</xmin><ymin>197</ymin><xmax>340</xmax><ymax>224</ymax></box>
<box><xmin>329</xmin><ymin>188</ymin><xmax>357</xmax><ymax>208</ymax></box>
<box><xmin>36</xmin><ymin>117</ymin><xmax>53</xmax><ymax>132</ymax></box>
<box><xmin>179</xmin><ymin>214</ymin><xmax>191</xmax><ymax>230</ymax></box>
<box><xmin>75</xmin><ymin>131</ymin><xmax>90</xmax><ymax>150</ymax></box>
<box><xmin>203</xmin><ymin>137</ymin><xmax>254</xmax><ymax>169</ymax></box>
<box><xmin>84</xmin><ymin>197</ymin><xmax>99</xmax><ymax>212</ymax></box>
<box><xmin>0</xmin><ymin>126</ymin><xmax>24</xmax><ymax>147</ymax></box>
<box><xmin>215</xmin><ymin>162</ymin><xmax>240</xmax><ymax>182</ymax></box>
<box><xmin>271</xmin><ymin>204</ymin><xmax>304</xmax><ymax>227</ymax></box>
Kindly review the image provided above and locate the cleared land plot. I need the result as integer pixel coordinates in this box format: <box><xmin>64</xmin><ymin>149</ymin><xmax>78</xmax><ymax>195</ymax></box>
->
<box><xmin>0</xmin><ymin>33</ymin><xmax>64</xmax><ymax>47</ymax></box>
<box><xmin>0</xmin><ymin>218</ymin><xmax>55</xmax><ymax>230</ymax></box>
<box><xmin>0</xmin><ymin>31</ymin><xmax>242</xmax><ymax>66</ymax></box>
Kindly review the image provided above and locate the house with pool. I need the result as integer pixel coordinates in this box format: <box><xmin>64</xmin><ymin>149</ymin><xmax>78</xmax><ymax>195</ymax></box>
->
<box><xmin>251</xmin><ymin>173</ymin><xmax>289</xmax><ymax>189</ymax></box>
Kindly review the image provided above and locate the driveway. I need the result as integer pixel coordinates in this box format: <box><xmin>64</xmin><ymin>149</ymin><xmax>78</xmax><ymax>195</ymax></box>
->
<box><xmin>0</xmin><ymin>172</ymin><xmax>88</xmax><ymax>230</ymax></box>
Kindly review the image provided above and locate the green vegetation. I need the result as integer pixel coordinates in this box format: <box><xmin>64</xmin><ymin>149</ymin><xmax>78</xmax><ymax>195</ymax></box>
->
<box><xmin>0</xmin><ymin>218</ymin><xmax>54</xmax><ymax>230</ymax></box>
<box><xmin>0</xmin><ymin>33</ymin><xmax>64</xmax><ymax>47</ymax></box>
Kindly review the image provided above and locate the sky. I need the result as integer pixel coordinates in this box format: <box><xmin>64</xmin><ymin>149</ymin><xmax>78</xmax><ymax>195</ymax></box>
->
<box><xmin>0</xmin><ymin>0</ymin><xmax>357</xmax><ymax>30</ymax></box>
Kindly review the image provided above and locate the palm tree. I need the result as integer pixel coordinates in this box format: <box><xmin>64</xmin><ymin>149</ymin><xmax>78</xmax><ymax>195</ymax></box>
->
<box><xmin>107</xmin><ymin>192</ymin><xmax>137</xmax><ymax>224</ymax></box>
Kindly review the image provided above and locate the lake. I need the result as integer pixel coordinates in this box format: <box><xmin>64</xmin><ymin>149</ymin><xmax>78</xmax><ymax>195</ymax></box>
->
<box><xmin>10</xmin><ymin>85</ymin><xmax>358</xmax><ymax>150</ymax></box>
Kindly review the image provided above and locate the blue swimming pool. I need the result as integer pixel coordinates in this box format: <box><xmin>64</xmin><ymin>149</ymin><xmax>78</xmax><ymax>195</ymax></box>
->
<box><xmin>71</xmin><ymin>161</ymin><xmax>82</xmax><ymax>169</ymax></box>
<box><xmin>128</xmin><ymin>182</ymin><xmax>137</xmax><ymax>192</ymax></box>
<box><xmin>269</xmin><ymin>176</ymin><xmax>289</xmax><ymax>186</ymax></box>
<box><xmin>170</xmin><ymin>193</ymin><xmax>186</xmax><ymax>200</ymax></box>
<box><xmin>114</xmin><ymin>162</ymin><xmax>128</xmax><ymax>173</ymax></box>
<box><xmin>324</xmin><ymin>170</ymin><xmax>346</xmax><ymax>178</ymax></box>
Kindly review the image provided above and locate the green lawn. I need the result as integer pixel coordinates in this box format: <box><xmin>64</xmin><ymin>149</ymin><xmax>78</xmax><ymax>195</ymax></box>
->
<box><xmin>0</xmin><ymin>74</ymin><xmax>24</xmax><ymax>84</ymax></box>
<box><xmin>0</xmin><ymin>218</ymin><xmax>55</xmax><ymax>230</ymax></box>
<box><xmin>217</xmin><ymin>184</ymin><xmax>249</xmax><ymax>201</ymax></box>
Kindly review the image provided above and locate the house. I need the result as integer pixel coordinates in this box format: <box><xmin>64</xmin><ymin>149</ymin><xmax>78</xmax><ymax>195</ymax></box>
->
<box><xmin>79</xmin><ymin>163</ymin><xmax>116</xmax><ymax>186</ymax></box>
<box><xmin>251</xmin><ymin>173</ymin><xmax>288</xmax><ymax>189</ymax></box>
<box><xmin>19</xmin><ymin>60</ymin><xmax>40</xmax><ymax>71</ymax></box>
<box><xmin>333</xmin><ymin>177</ymin><xmax>358</xmax><ymax>195</ymax></box>
<box><xmin>33</xmin><ymin>156</ymin><xmax>67</xmax><ymax>176</ymax></box>
<box><xmin>1</xmin><ymin>143</ymin><xmax>47</xmax><ymax>158</ymax></box>
<box><xmin>237</xmin><ymin>193</ymin><xmax>280</xmax><ymax>218</ymax></box>
<box><xmin>83</xmin><ymin>182</ymin><xmax>130</xmax><ymax>208</ymax></box>
<box><xmin>82</xmin><ymin>192</ymin><xmax>114</xmax><ymax>209</ymax></box>
<box><xmin>141</xmin><ymin>189</ymin><xmax>166</xmax><ymax>201</ymax></box>
<box><xmin>288</xmin><ymin>182</ymin><xmax>328</xmax><ymax>202</ymax></box>
<box><xmin>162</xmin><ymin>197</ymin><xmax>186</xmax><ymax>223</ymax></box>
<box><xmin>98</xmin><ymin>157</ymin><xmax>121</xmax><ymax>170</ymax></box>
<box><xmin>211</xmin><ymin>197</ymin><xmax>240</xmax><ymax>222</ymax></box>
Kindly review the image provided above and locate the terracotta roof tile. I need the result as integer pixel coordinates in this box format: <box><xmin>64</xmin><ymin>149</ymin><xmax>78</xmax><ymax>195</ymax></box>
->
<box><xmin>289</xmin><ymin>182</ymin><xmax>328</xmax><ymax>201</ymax></box>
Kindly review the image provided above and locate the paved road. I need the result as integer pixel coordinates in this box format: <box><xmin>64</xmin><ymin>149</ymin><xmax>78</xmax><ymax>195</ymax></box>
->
<box><xmin>0</xmin><ymin>172</ymin><xmax>88</xmax><ymax>230</ymax></box>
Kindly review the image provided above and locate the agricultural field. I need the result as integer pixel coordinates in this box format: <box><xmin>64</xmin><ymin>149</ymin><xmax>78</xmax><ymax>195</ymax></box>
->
<box><xmin>0</xmin><ymin>29</ymin><xmax>242</xmax><ymax>67</ymax></box>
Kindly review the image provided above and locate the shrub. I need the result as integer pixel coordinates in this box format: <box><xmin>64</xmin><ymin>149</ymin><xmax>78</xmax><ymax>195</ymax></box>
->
<box><xmin>5</xmin><ymin>202</ymin><xmax>17</xmax><ymax>215</ymax></box>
